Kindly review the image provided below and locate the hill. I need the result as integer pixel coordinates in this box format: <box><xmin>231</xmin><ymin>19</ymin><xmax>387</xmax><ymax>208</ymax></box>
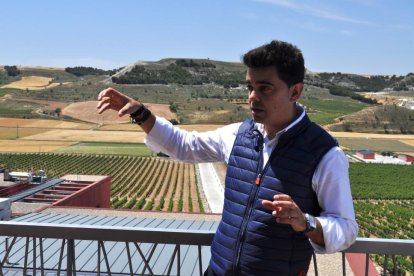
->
<box><xmin>1</xmin><ymin>61</ymin><xmax>414</xmax><ymax>129</ymax></box>
<box><xmin>327</xmin><ymin>105</ymin><xmax>414</xmax><ymax>134</ymax></box>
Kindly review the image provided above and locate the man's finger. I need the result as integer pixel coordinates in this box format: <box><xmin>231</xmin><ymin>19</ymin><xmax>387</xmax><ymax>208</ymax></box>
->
<box><xmin>276</xmin><ymin>217</ymin><xmax>294</xmax><ymax>224</ymax></box>
<box><xmin>273</xmin><ymin>194</ymin><xmax>292</xmax><ymax>201</ymax></box>
<box><xmin>98</xmin><ymin>87</ymin><xmax>117</xmax><ymax>100</ymax></box>
<box><xmin>272</xmin><ymin>200</ymin><xmax>294</xmax><ymax>209</ymax></box>
<box><xmin>98</xmin><ymin>88</ymin><xmax>111</xmax><ymax>100</ymax></box>
<box><xmin>262</xmin><ymin>200</ymin><xmax>275</xmax><ymax>210</ymax></box>
<box><xmin>97</xmin><ymin>102</ymin><xmax>111</xmax><ymax>114</ymax></box>
<box><xmin>118</xmin><ymin>104</ymin><xmax>132</xmax><ymax>117</ymax></box>
<box><xmin>97</xmin><ymin>97</ymin><xmax>111</xmax><ymax>109</ymax></box>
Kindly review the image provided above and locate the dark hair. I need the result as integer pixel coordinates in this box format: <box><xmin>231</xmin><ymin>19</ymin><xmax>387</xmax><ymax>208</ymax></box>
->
<box><xmin>242</xmin><ymin>40</ymin><xmax>305</xmax><ymax>87</ymax></box>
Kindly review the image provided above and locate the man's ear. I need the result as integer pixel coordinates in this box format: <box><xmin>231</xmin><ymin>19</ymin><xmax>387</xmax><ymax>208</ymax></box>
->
<box><xmin>289</xmin><ymin>83</ymin><xmax>304</xmax><ymax>102</ymax></box>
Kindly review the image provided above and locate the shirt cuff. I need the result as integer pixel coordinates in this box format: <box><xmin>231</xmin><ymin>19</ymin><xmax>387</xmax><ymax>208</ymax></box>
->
<box><xmin>310</xmin><ymin>216</ymin><xmax>358</xmax><ymax>254</ymax></box>
<box><xmin>144</xmin><ymin>116</ymin><xmax>172</xmax><ymax>153</ymax></box>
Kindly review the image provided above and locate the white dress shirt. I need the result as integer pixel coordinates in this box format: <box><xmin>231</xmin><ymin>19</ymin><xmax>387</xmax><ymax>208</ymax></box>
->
<box><xmin>145</xmin><ymin>113</ymin><xmax>358</xmax><ymax>254</ymax></box>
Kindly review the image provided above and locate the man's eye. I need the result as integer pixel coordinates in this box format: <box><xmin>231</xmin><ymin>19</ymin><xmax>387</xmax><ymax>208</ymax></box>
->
<box><xmin>246</xmin><ymin>85</ymin><xmax>253</xmax><ymax>92</ymax></box>
<box><xmin>258</xmin><ymin>86</ymin><xmax>271</xmax><ymax>93</ymax></box>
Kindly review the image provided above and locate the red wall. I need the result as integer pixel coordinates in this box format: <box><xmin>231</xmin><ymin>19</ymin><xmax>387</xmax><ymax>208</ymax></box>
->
<box><xmin>356</xmin><ymin>152</ymin><xmax>375</xmax><ymax>159</ymax></box>
<box><xmin>53</xmin><ymin>176</ymin><xmax>111</xmax><ymax>208</ymax></box>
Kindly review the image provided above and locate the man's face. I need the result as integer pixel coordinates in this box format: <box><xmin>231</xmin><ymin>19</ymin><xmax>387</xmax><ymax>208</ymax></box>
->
<box><xmin>246</xmin><ymin>66</ymin><xmax>302</xmax><ymax>131</ymax></box>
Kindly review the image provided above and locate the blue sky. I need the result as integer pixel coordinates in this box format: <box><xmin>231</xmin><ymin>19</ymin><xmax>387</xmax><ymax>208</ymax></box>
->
<box><xmin>1</xmin><ymin>0</ymin><xmax>413</xmax><ymax>75</ymax></box>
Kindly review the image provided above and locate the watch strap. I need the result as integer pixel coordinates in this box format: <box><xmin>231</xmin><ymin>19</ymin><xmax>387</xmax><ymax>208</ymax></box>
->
<box><xmin>303</xmin><ymin>213</ymin><xmax>317</xmax><ymax>234</ymax></box>
<box><xmin>130</xmin><ymin>105</ymin><xmax>152</xmax><ymax>125</ymax></box>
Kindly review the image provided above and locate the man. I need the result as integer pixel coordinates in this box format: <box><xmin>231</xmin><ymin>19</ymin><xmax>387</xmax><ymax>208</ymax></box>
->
<box><xmin>97</xmin><ymin>40</ymin><xmax>358</xmax><ymax>275</ymax></box>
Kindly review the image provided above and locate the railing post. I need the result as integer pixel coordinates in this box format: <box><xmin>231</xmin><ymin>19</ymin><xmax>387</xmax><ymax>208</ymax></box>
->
<box><xmin>364</xmin><ymin>253</ymin><xmax>369</xmax><ymax>276</ymax></box>
<box><xmin>23</xmin><ymin>237</ymin><xmax>29</xmax><ymax>276</ymax></box>
<box><xmin>125</xmin><ymin>242</ymin><xmax>134</xmax><ymax>276</ymax></box>
<box><xmin>342</xmin><ymin>252</ymin><xmax>346</xmax><ymax>276</ymax></box>
<box><xmin>99</xmin><ymin>241</ymin><xmax>112</xmax><ymax>276</ymax></box>
<box><xmin>384</xmin><ymin>254</ymin><xmax>389</xmax><ymax>275</ymax></box>
<box><xmin>167</xmin><ymin>244</ymin><xmax>179</xmax><ymax>275</ymax></box>
<box><xmin>57</xmin><ymin>239</ymin><xmax>66</xmax><ymax>275</ymax></box>
<box><xmin>40</xmin><ymin>238</ymin><xmax>45</xmax><ymax>276</ymax></box>
<box><xmin>67</xmin><ymin>239</ymin><xmax>75</xmax><ymax>276</ymax></box>
<box><xmin>177</xmin><ymin>244</ymin><xmax>181</xmax><ymax>276</ymax></box>
<box><xmin>97</xmin><ymin>241</ymin><xmax>101</xmax><ymax>276</ymax></box>
<box><xmin>391</xmin><ymin>255</ymin><xmax>397</xmax><ymax>275</ymax></box>
<box><xmin>198</xmin><ymin>245</ymin><xmax>203</xmax><ymax>276</ymax></box>
<box><xmin>1</xmin><ymin>236</ymin><xmax>17</xmax><ymax>273</ymax></box>
<box><xmin>4</xmin><ymin>238</ymin><xmax>9</xmax><ymax>265</ymax></box>
<box><xmin>33</xmin><ymin>237</ymin><xmax>37</xmax><ymax>276</ymax></box>
<box><xmin>312</xmin><ymin>252</ymin><xmax>318</xmax><ymax>276</ymax></box>
<box><xmin>411</xmin><ymin>255</ymin><xmax>414</xmax><ymax>274</ymax></box>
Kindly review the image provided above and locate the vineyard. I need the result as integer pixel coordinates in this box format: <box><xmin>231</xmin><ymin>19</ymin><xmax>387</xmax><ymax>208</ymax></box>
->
<box><xmin>349</xmin><ymin>163</ymin><xmax>414</xmax><ymax>274</ymax></box>
<box><xmin>0</xmin><ymin>153</ymin><xmax>204</xmax><ymax>213</ymax></box>
<box><xmin>354</xmin><ymin>200</ymin><xmax>414</xmax><ymax>273</ymax></box>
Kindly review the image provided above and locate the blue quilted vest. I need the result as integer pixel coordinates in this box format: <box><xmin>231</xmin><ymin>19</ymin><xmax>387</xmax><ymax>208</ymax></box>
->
<box><xmin>209</xmin><ymin>114</ymin><xmax>338</xmax><ymax>276</ymax></box>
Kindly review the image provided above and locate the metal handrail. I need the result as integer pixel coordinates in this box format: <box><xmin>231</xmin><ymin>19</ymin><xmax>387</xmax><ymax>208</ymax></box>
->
<box><xmin>0</xmin><ymin>221</ymin><xmax>413</xmax><ymax>275</ymax></box>
<box><xmin>0</xmin><ymin>221</ymin><xmax>214</xmax><ymax>245</ymax></box>
<box><xmin>345</xmin><ymin>237</ymin><xmax>414</xmax><ymax>255</ymax></box>
<box><xmin>343</xmin><ymin>238</ymin><xmax>414</xmax><ymax>276</ymax></box>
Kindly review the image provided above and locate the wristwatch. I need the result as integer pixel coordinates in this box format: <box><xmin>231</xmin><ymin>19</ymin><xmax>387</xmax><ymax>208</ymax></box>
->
<box><xmin>130</xmin><ymin>105</ymin><xmax>152</xmax><ymax>125</ymax></box>
<box><xmin>303</xmin><ymin>213</ymin><xmax>317</xmax><ymax>234</ymax></box>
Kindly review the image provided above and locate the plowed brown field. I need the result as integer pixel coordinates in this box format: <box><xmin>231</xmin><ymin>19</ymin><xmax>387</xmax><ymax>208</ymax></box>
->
<box><xmin>62</xmin><ymin>101</ymin><xmax>177</xmax><ymax>124</ymax></box>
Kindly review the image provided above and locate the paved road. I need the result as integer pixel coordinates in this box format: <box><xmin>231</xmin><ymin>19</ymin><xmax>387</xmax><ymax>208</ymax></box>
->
<box><xmin>197</xmin><ymin>163</ymin><xmax>224</xmax><ymax>213</ymax></box>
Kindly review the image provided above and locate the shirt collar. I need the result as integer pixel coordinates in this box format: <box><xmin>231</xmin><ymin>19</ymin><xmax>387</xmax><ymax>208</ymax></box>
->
<box><xmin>255</xmin><ymin>106</ymin><xmax>306</xmax><ymax>143</ymax></box>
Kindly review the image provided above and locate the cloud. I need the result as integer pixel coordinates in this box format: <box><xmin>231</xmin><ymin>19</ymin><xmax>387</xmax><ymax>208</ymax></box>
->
<box><xmin>254</xmin><ymin>0</ymin><xmax>376</xmax><ymax>25</ymax></box>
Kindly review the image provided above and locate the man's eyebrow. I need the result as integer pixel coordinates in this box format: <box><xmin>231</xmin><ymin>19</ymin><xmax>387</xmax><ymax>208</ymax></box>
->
<box><xmin>245</xmin><ymin>80</ymin><xmax>274</xmax><ymax>86</ymax></box>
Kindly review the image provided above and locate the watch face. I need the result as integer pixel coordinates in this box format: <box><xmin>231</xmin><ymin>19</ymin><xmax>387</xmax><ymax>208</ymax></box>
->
<box><xmin>308</xmin><ymin>214</ymin><xmax>317</xmax><ymax>230</ymax></box>
<box><xmin>305</xmin><ymin>213</ymin><xmax>317</xmax><ymax>233</ymax></box>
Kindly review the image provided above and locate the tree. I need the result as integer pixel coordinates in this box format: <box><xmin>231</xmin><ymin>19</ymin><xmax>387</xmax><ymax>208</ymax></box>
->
<box><xmin>55</xmin><ymin>107</ymin><xmax>62</xmax><ymax>117</ymax></box>
<box><xmin>4</xmin><ymin>65</ymin><xmax>20</xmax><ymax>76</ymax></box>
<box><xmin>169</xmin><ymin>102</ymin><xmax>178</xmax><ymax>113</ymax></box>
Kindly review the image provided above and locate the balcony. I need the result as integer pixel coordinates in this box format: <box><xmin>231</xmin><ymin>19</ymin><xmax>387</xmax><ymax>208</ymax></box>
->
<box><xmin>0</xmin><ymin>210</ymin><xmax>413</xmax><ymax>276</ymax></box>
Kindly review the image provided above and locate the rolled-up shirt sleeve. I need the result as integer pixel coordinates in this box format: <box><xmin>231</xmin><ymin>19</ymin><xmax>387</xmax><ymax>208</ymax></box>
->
<box><xmin>145</xmin><ymin>116</ymin><xmax>239</xmax><ymax>163</ymax></box>
<box><xmin>311</xmin><ymin>147</ymin><xmax>358</xmax><ymax>253</ymax></box>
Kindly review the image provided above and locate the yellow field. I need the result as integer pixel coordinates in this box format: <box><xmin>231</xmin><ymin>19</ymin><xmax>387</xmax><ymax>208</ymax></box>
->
<box><xmin>1</xmin><ymin>76</ymin><xmax>60</xmax><ymax>90</ymax></box>
<box><xmin>20</xmin><ymin>129</ymin><xmax>146</xmax><ymax>143</ymax></box>
<box><xmin>399</xmin><ymin>140</ymin><xmax>414</xmax><ymax>147</ymax></box>
<box><xmin>17</xmin><ymin>66</ymin><xmax>65</xmax><ymax>71</ymax></box>
<box><xmin>0</xmin><ymin>127</ymin><xmax>47</xmax><ymax>139</ymax></box>
<box><xmin>0</xmin><ymin>118</ymin><xmax>94</xmax><ymax>129</ymax></box>
<box><xmin>329</xmin><ymin>131</ymin><xmax>414</xmax><ymax>140</ymax></box>
<box><xmin>0</xmin><ymin>139</ymin><xmax>77</xmax><ymax>152</ymax></box>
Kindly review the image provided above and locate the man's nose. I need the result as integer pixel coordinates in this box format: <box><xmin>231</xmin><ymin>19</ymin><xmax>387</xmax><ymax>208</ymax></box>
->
<box><xmin>248</xmin><ymin>89</ymin><xmax>259</xmax><ymax>101</ymax></box>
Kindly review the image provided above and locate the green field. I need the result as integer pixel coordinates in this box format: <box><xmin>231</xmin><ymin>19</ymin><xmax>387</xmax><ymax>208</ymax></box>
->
<box><xmin>56</xmin><ymin>142</ymin><xmax>153</xmax><ymax>156</ymax></box>
<box><xmin>350</xmin><ymin>163</ymin><xmax>414</xmax><ymax>199</ymax></box>
<box><xmin>338</xmin><ymin>137</ymin><xmax>414</xmax><ymax>153</ymax></box>
<box><xmin>300</xmin><ymin>98</ymin><xmax>369</xmax><ymax>125</ymax></box>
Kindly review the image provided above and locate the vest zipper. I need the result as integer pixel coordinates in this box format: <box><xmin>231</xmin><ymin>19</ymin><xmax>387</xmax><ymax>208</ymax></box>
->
<box><xmin>233</xmin><ymin>132</ymin><xmax>264</xmax><ymax>274</ymax></box>
<box><xmin>255</xmin><ymin>174</ymin><xmax>262</xmax><ymax>185</ymax></box>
